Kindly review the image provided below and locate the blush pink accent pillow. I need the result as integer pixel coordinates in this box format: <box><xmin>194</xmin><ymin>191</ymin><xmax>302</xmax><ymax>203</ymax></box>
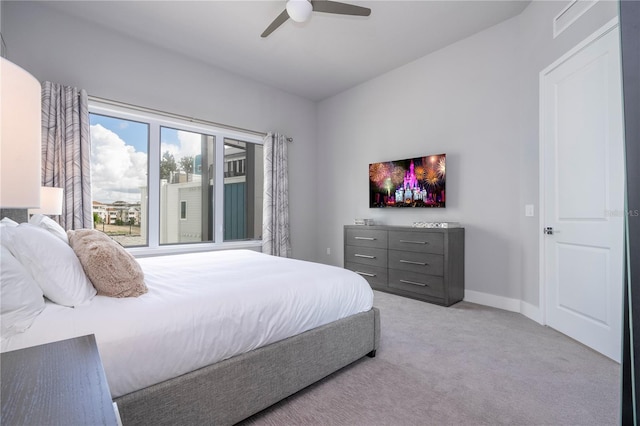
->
<box><xmin>67</xmin><ymin>229</ymin><xmax>147</xmax><ymax>298</ymax></box>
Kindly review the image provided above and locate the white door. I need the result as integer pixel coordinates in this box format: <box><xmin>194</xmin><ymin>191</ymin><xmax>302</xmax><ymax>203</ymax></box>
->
<box><xmin>540</xmin><ymin>22</ymin><xmax>624</xmax><ymax>362</ymax></box>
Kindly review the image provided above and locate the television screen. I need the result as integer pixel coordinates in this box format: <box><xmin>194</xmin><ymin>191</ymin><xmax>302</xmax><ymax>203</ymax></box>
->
<box><xmin>369</xmin><ymin>154</ymin><xmax>446</xmax><ymax>208</ymax></box>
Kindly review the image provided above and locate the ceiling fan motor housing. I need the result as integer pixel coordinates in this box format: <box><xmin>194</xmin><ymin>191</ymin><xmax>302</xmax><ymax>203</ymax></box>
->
<box><xmin>286</xmin><ymin>0</ymin><xmax>313</xmax><ymax>22</ymax></box>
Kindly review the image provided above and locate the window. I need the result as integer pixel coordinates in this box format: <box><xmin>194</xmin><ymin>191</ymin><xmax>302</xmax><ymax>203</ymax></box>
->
<box><xmin>89</xmin><ymin>114</ymin><xmax>148</xmax><ymax>247</ymax></box>
<box><xmin>89</xmin><ymin>102</ymin><xmax>263</xmax><ymax>252</ymax></box>
<box><xmin>159</xmin><ymin>126</ymin><xmax>214</xmax><ymax>244</ymax></box>
<box><xmin>224</xmin><ymin>139</ymin><xmax>263</xmax><ymax>241</ymax></box>
<box><xmin>180</xmin><ymin>201</ymin><xmax>187</xmax><ymax>220</ymax></box>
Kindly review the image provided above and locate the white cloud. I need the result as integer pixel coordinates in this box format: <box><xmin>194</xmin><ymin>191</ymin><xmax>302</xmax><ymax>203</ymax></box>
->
<box><xmin>161</xmin><ymin>130</ymin><xmax>202</xmax><ymax>161</ymax></box>
<box><xmin>90</xmin><ymin>124</ymin><xmax>147</xmax><ymax>204</ymax></box>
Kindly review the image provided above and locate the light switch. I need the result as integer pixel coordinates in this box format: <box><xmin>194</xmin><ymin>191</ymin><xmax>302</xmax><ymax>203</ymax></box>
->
<box><xmin>525</xmin><ymin>204</ymin><xmax>535</xmax><ymax>217</ymax></box>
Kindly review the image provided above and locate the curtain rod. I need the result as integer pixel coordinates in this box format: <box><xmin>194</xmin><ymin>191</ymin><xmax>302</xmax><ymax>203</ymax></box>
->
<box><xmin>88</xmin><ymin>95</ymin><xmax>274</xmax><ymax>140</ymax></box>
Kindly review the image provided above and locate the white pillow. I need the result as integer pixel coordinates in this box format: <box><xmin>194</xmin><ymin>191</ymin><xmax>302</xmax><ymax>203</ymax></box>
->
<box><xmin>1</xmin><ymin>217</ymin><xmax>19</xmax><ymax>228</ymax></box>
<box><xmin>1</xmin><ymin>245</ymin><xmax>45</xmax><ymax>339</ymax></box>
<box><xmin>0</xmin><ymin>219</ymin><xmax>17</xmax><ymax>249</ymax></box>
<box><xmin>0</xmin><ymin>217</ymin><xmax>19</xmax><ymax>248</ymax></box>
<box><xmin>2</xmin><ymin>224</ymin><xmax>96</xmax><ymax>307</ymax></box>
<box><xmin>29</xmin><ymin>213</ymin><xmax>68</xmax><ymax>244</ymax></box>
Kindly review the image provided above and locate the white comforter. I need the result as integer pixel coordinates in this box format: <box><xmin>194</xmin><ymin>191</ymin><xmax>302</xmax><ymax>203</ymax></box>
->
<box><xmin>0</xmin><ymin>250</ymin><xmax>374</xmax><ymax>397</ymax></box>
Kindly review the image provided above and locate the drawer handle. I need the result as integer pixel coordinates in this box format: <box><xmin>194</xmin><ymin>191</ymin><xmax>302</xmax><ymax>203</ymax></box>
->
<box><xmin>355</xmin><ymin>271</ymin><xmax>376</xmax><ymax>277</ymax></box>
<box><xmin>399</xmin><ymin>279</ymin><xmax>428</xmax><ymax>287</ymax></box>
<box><xmin>399</xmin><ymin>260</ymin><xmax>427</xmax><ymax>266</ymax></box>
<box><xmin>354</xmin><ymin>254</ymin><xmax>376</xmax><ymax>259</ymax></box>
<box><xmin>354</xmin><ymin>237</ymin><xmax>376</xmax><ymax>241</ymax></box>
<box><xmin>399</xmin><ymin>239</ymin><xmax>428</xmax><ymax>245</ymax></box>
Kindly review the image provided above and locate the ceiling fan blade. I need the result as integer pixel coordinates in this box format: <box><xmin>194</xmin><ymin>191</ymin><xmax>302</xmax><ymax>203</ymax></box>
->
<box><xmin>310</xmin><ymin>1</ymin><xmax>371</xmax><ymax>17</ymax></box>
<box><xmin>261</xmin><ymin>9</ymin><xmax>289</xmax><ymax>38</ymax></box>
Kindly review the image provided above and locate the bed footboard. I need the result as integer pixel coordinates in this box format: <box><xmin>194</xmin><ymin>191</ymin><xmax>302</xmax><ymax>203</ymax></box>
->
<box><xmin>115</xmin><ymin>307</ymin><xmax>380</xmax><ymax>426</ymax></box>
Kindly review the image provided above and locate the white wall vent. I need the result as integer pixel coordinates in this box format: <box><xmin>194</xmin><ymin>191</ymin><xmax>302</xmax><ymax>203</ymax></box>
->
<box><xmin>554</xmin><ymin>0</ymin><xmax>599</xmax><ymax>38</ymax></box>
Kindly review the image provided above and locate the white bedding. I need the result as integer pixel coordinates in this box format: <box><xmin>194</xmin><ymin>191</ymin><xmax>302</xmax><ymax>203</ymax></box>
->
<box><xmin>0</xmin><ymin>250</ymin><xmax>374</xmax><ymax>398</ymax></box>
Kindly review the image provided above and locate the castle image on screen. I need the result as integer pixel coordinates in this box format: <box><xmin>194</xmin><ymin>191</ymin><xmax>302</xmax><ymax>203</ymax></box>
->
<box><xmin>369</xmin><ymin>154</ymin><xmax>446</xmax><ymax>208</ymax></box>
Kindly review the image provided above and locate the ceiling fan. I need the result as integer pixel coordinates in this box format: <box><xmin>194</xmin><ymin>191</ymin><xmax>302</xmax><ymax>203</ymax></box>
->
<box><xmin>261</xmin><ymin>0</ymin><xmax>371</xmax><ymax>38</ymax></box>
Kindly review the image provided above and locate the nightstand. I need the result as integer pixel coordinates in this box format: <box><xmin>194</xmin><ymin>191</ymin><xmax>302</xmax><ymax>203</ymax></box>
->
<box><xmin>1</xmin><ymin>334</ymin><xmax>120</xmax><ymax>425</ymax></box>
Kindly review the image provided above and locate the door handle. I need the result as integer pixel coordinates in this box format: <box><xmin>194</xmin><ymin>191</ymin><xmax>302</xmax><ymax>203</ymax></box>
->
<box><xmin>544</xmin><ymin>227</ymin><xmax>554</xmax><ymax>235</ymax></box>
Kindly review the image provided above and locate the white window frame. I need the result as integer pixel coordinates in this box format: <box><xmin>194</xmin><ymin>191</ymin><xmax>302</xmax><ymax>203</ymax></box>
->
<box><xmin>89</xmin><ymin>100</ymin><xmax>263</xmax><ymax>257</ymax></box>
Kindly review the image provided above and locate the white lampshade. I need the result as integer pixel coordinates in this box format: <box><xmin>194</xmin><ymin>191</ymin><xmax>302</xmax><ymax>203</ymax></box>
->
<box><xmin>28</xmin><ymin>187</ymin><xmax>63</xmax><ymax>216</ymax></box>
<box><xmin>0</xmin><ymin>57</ymin><xmax>42</xmax><ymax>208</ymax></box>
<box><xmin>286</xmin><ymin>0</ymin><xmax>312</xmax><ymax>22</ymax></box>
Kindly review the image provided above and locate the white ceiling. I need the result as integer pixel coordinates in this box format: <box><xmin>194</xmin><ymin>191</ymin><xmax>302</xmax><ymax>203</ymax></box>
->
<box><xmin>43</xmin><ymin>0</ymin><xmax>530</xmax><ymax>101</ymax></box>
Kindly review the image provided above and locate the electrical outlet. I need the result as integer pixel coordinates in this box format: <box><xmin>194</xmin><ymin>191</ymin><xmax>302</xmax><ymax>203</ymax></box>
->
<box><xmin>326</xmin><ymin>247</ymin><xmax>331</xmax><ymax>255</ymax></box>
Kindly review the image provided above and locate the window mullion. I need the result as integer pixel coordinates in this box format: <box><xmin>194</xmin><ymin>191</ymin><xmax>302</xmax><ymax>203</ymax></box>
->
<box><xmin>214</xmin><ymin>133</ymin><xmax>225</xmax><ymax>243</ymax></box>
<box><xmin>147</xmin><ymin>122</ymin><xmax>161</xmax><ymax>248</ymax></box>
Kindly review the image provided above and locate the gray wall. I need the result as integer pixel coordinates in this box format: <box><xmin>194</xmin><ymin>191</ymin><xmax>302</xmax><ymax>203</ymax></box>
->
<box><xmin>316</xmin><ymin>0</ymin><xmax>618</xmax><ymax>312</ymax></box>
<box><xmin>317</xmin><ymin>17</ymin><xmax>522</xmax><ymax>300</ymax></box>
<box><xmin>2</xmin><ymin>1</ymin><xmax>318</xmax><ymax>261</ymax></box>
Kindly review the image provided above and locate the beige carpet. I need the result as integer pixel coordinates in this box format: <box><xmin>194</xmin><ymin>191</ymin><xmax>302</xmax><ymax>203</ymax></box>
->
<box><xmin>240</xmin><ymin>290</ymin><xmax>620</xmax><ymax>425</ymax></box>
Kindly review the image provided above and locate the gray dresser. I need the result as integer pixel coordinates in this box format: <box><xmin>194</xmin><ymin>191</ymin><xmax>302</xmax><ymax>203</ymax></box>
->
<box><xmin>344</xmin><ymin>225</ymin><xmax>464</xmax><ymax>306</ymax></box>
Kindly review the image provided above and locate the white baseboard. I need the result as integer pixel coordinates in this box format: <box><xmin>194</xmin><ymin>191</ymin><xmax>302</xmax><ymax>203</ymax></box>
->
<box><xmin>464</xmin><ymin>290</ymin><xmax>521</xmax><ymax>312</ymax></box>
<box><xmin>520</xmin><ymin>300</ymin><xmax>543</xmax><ymax>324</ymax></box>
<box><xmin>464</xmin><ymin>290</ymin><xmax>543</xmax><ymax>325</ymax></box>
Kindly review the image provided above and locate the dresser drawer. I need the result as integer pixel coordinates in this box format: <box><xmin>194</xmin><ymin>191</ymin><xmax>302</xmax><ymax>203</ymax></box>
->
<box><xmin>388</xmin><ymin>231</ymin><xmax>443</xmax><ymax>254</ymax></box>
<box><xmin>345</xmin><ymin>228</ymin><xmax>388</xmax><ymax>249</ymax></box>
<box><xmin>388</xmin><ymin>250</ymin><xmax>444</xmax><ymax>276</ymax></box>
<box><xmin>388</xmin><ymin>269</ymin><xmax>445</xmax><ymax>298</ymax></box>
<box><xmin>345</xmin><ymin>245</ymin><xmax>387</xmax><ymax>268</ymax></box>
<box><xmin>345</xmin><ymin>262</ymin><xmax>388</xmax><ymax>290</ymax></box>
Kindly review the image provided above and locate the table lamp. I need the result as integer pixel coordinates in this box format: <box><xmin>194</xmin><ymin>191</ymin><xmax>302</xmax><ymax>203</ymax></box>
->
<box><xmin>0</xmin><ymin>57</ymin><xmax>42</xmax><ymax>223</ymax></box>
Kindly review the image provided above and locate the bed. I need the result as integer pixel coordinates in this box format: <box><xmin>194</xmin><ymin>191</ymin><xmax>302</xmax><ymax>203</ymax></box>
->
<box><xmin>0</xmin><ymin>220</ymin><xmax>380</xmax><ymax>425</ymax></box>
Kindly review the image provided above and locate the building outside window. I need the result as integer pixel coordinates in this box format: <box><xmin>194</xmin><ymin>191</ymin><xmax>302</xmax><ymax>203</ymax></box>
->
<box><xmin>89</xmin><ymin>102</ymin><xmax>263</xmax><ymax>251</ymax></box>
<box><xmin>223</xmin><ymin>139</ymin><xmax>263</xmax><ymax>241</ymax></box>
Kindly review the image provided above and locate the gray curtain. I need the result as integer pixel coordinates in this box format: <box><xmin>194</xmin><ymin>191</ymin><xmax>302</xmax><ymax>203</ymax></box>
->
<box><xmin>262</xmin><ymin>133</ymin><xmax>291</xmax><ymax>257</ymax></box>
<box><xmin>41</xmin><ymin>81</ymin><xmax>92</xmax><ymax>230</ymax></box>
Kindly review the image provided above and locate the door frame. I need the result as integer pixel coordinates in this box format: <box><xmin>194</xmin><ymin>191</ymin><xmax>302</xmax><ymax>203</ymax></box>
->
<box><xmin>538</xmin><ymin>17</ymin><xmax>620</xmax><ymax>327</ymax></box>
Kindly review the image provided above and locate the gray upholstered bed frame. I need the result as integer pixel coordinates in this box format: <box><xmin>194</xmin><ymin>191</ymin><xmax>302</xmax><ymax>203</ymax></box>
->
<box><xmin>114</xmin><ymin>307</ymin><xmax>380</xmax><ymax>425</ymax></box>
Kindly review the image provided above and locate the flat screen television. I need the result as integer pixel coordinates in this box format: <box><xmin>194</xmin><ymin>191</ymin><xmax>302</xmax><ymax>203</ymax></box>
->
<box><xmin>369</xmin><ymin>154</ymin><xmax>446</xmax><ymax>208</ymax></box>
